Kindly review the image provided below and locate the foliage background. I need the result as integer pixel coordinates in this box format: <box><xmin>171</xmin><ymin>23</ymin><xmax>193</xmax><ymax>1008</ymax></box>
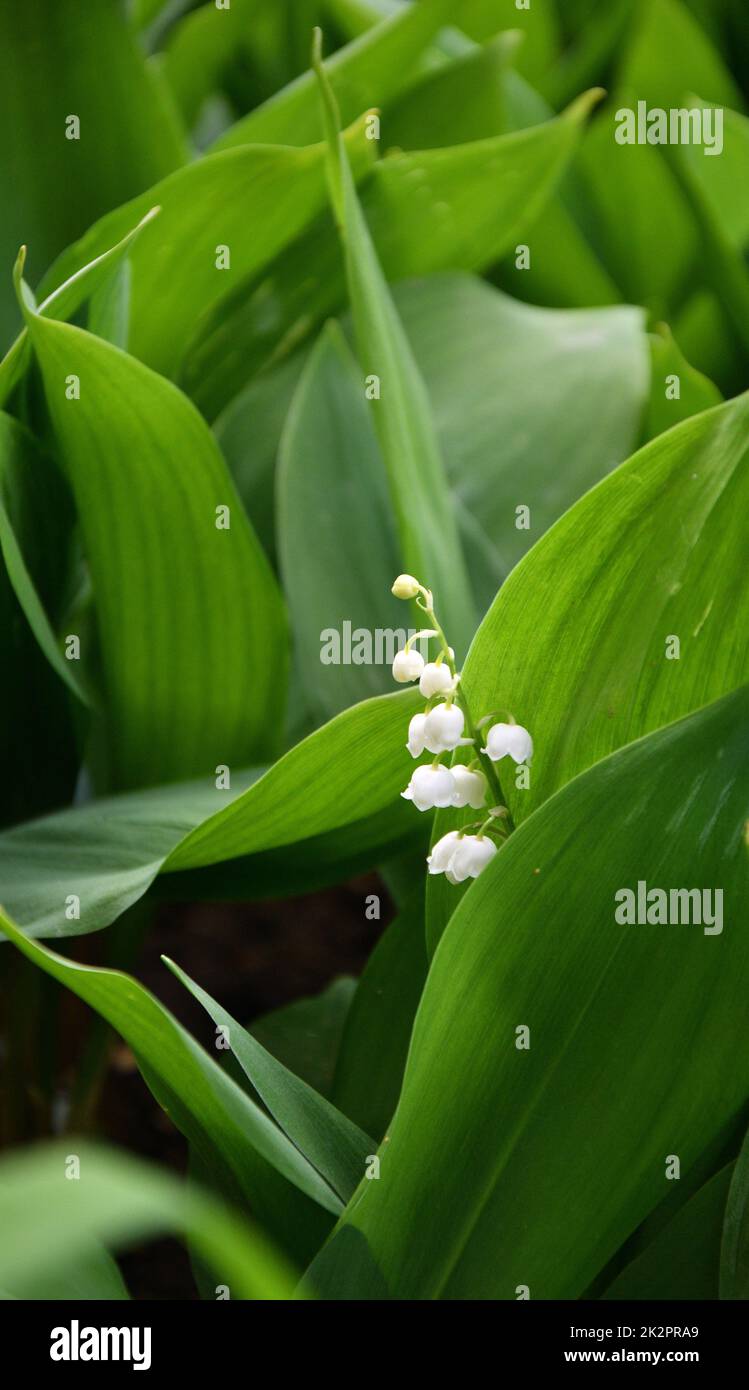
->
<box><xmin>0</xmin><ymin>0</ymin><xmax>748</xmax><ymax>1301</ymax></box>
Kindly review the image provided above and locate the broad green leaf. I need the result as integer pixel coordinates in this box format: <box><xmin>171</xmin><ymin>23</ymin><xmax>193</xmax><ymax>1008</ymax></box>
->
<box><xmin>212</xmin><ymin>0</ymin><xmax>457</xmax><ymax>150</ymax></box>
<box><xmin>0</xmin><ymin>0</ymin><xmax>185</xmax><ymax>348</ymax></box>
<box><xmin>250</xmin><ymin>979</ymin><xmax>356</xmax><ymax>1099</ymax></box>
<box><xmin>332</xmin><ymin>888</ymin><xmax>427</xmax><ymax>1140</ymax></box>
<box><xmin>0</xmin><ymin>208</ymin><xmax>160</xmax><ymax>409</ymax></box>
<box><xmin>720</xmin><ymin>1122</ymin><xmax>749</xmax><ymax>1297</ymax></box>
<box><xmin>165</xmin><ymin>959</ymin><xmax>375</xmax><ymax>1203</ymax></box>
<box><xmin>37</xmin><ymin>122</ymin><xmax>373</xmax><ymax>381</ymax></box>
<box><xmin>0</xmin><ymin>907</ymin><xmax>337</xmax><ymax>1261</ymax></box>
<box><xmin>0</xmin><ymin>416</ymin><xmax>79</xmax><ymax>826</ymax></box>
<box><xmin>184</xmin><ymin>93</ymin><xmax>601</xmax><ymax>418</ymax></box>
<box><xmin>162</xmin><ymin>0</ymin><xmax>254</xmax><ymax>126</ymax></box>
<box><xmin>455</xmin><ymin>390</ymin><xmax>749</xmax><ymax>827</ymax></box>
<box><xmin>20</xmin><ymin>309</ymin><xmax>287</xmax><ymax>790</ymax></box>
<box><xmin>575</xmin><ymin>113</ymin><xmax>699</xmax><ymax>318</ymax></box>
<box><xmin>0</xmin><ymin>690</ymin><xmax>420</xmax><ymax>939</ymax></box>
<box><xmin>643</xmin><ymin>323</ymin><xmax>722</xmax><ymax>441</ymax></box>
<box><xmin>0</xmin><ymin>1140</ymin><xmax>297</xmax><ymax>1300</ymax></box>
<box><xmin>278</xmin><ymin>322</ymin><xmax>403</xmax><ymax>721</ymax></box>
<box><xmin>318</xmin><ymin>688</ymin><xmax>749</xmax><ymax>1298</ymax></box>
<box><xmin>542</xmin><ymin>0</ymin><xmax>635</xmax><ymax>109</ymax></box>
<box><xmin>602</xmin><ymin>1165</ymin><xmax>731</xmax><ymax>1299</ymax></box>
<box><xmin>393</xmin><ymin>274</ymin><xmax>648</xmax><ymax>603</ymax></box>
<box><xmin>315</xmin><ymin>38</ymin><xmax>475</xmax><ymax>654</ymax></box>
<box><xmin>615</xmin><ymin>0</ymin><xmax>742</xmax><ymax>114</ymax></box>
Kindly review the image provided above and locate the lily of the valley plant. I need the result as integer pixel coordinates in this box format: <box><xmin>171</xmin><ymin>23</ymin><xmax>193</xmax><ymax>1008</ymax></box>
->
<box><xmin>391</xmin><ymin>573</ymin><xmax>532</xmax><ymax>883</ymax></box>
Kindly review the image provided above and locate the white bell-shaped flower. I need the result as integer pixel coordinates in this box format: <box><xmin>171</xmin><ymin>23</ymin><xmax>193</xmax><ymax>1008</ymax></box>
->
<box><xmin>401</xmin><ymin>764</ymin><xmax>456</xmax><ymax>812</ymax></box>
<box><xmin>423</xmin><ymin>701</ymin><xmax>465</xmax><ymax>753</ymax></box>
<box><xmin>418</xmin><ymin>661</ymin><xmax>453</xmax><ymax>699</ymax></box>
<box><xmin>485</xmin><ymin>721</ymin><xmax>533</xmax><ymax>764</ymax></box>
<box><xmin>450</xmin><ymin>765</ymin><xmax>488</xmax><ymax>810</ymax></box>
<box><xmin>392</xmin><ymin>647</ymin><xmax>425</xmax><ymax>684</ymax></box>
<box><xmin>445</xmin><ymin>834</ymin><xmax>497</xmax><ymax>884</ymax></box>
<box><xmin>426</xmin><ymin>830</ymin><xmax>462</xmax><ymax>875</ymax></box>
<box><xmin>406</xmin><ymin>712</ymin><xmax>428</xmax><ymax>758</ymax></box>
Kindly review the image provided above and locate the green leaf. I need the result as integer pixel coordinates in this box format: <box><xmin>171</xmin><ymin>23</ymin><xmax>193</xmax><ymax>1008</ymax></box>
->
<box><xmin>184</xmin><ymin>93</ymin><xmax>601</xmax><ymax>418</ymax></box>
<box><xmin>20</xmin><ymin>308</ymin><xmax>287</xmax><ymax>790</ymax></box>
<box><xmin>392</xmin><ymin>274</ymin><xmax>648</xmax><ymax>603</ymax></box>
<box><xmin>278</xmin><ymin>321</ymin><xmax>403</xmax><ymax>721</ymax></box>
<box><xmin>250</xmin><ymin>978</ymin><xmax>356</xmax><ymax>1100</ymax></box>
<box><xmin>457</xmin><ymin>390</ymin><xmax>749</xmax><ymax>827</ymax></box>
<box><xmin>0</xmin><ymin>0</ymin><xmax>185</xmax><ymax>348</ymax></box>
<box><xmin>0</xmin><ymin>689</ymin><xmax>420</xmax><ymax>939</ymax></box>
<box><xmin>0</xmin><ymin>907</ymin><xmax>337</xmax><ymax>1261</ymax></box>
<box><xmin>332</xmin><ymin>888</ymin><xmax>427</xmax><ymax>1140</ymax></box>
<box><xmin>315</xmin><ymin>35</ymin><xmax>476</xmax><ymax>654</ymax></box>
<box><xmin>0</xmin><ymin>413</ymin><xmax>90</xmax><ymax>706</ymax></box>
<box><xmin>0</xmin><ymin>415</ymin><xmax>79</xmax><ymax>825</ymax></box>
<box><xmin>615</xmin><ymin>0</ymin><xmax>743</xmax><ymax>114</ymax></box>
<box><xmin>37</xmin><ymin>122</ymin><xmax>373</xmax><ymax>381</ymax></box>
<box><xmin>643</xmin><ymin>323</ymin><xmax>722</xmax><ymax>442</ymax></box>
<box><xmin>212</xmin><ymin>0</ymin><xmax>457</xmax><ymax>150</ymax></box>
<box><xmin>0</xmin><ymin>1140</ymin><xmax>297</xmax><ymax>1300</ymax></box>
<box><xmin>318</xmin><ymin>687</ymin><xmax>749</xmax><ymax>1299</ymax></box>
<box><xmin>4</xmin><ymin>1242</ymin><xmax>130</xmax><ymax>1302</ymax></box>
<box><xmin>165</xmin><ymin>958</ymin><xmax>375</xmax><ymax>1204</ymax></box>
<box><xmin>575</xmin><ymin>114</ymin><xmax>698</xmax><ymax>317</ymax></box>
<box><xmin>0</xmin><ymin>208</ymin><xmax>159</xmax><ymax>409</ymax></box>
<box><xmin>602</xmin><ymin>1165</ymin><xmax>732</xmax><ymax>1299</ymax></box>
<box><xmin>720</xmin><ymin>1121</ymin><xmax>749</xmax><ymax>1297</ymax></box>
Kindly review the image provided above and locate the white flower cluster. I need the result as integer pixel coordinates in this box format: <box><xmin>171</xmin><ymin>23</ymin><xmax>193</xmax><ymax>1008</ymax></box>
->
<box><xmin>390</xmin><ymin>574</ymin><xmax>533</xmax><ymax>886</ymax></box>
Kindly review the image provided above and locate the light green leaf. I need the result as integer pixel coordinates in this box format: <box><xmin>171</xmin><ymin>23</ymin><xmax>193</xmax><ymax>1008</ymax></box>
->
<box><xmin>0</xmin><ymin>1140</ymin><xmax>297</xmax><ymax>1300</ymax></box>
<box><xmin>317</xmin><ymin>688</ymin><xmax>749</xmax><ymax>1298</ymax></box>
<box><xmin>278</xmin><ymin>321</ymin><xmax>403</xmax><ymax>721</ymax></box>
<box><xmin>165</xmin><ymin>959</ymin><xmax>375</xmax><ymax>1204</ymax></box>
<box><xmin>315</xmin><ymin>35</ymin><xmax>476</xmax><ymax>654</ymax></box>
<box><xmin>20</xmin><ymin>308</ymin><xmax>287</xmax><ymax>790</ymax></box>
<box><xmin>212</xmin><ymin>0</ymin><xmax>457</xmax><ymax>150</ymax></box>
<box><xmin>0</xmin><ymin>907</ymin><xmax>338</xmax><ymax>1261</ymax></box>
<box><xmin>37</xmin><ymin>122</ymin><xmax>374</xmax><ymax>381</ymax></box>
<box><xmin>0</xmin><ymin>689</ymin><xmax>420</xmax><ymax>939</ymax></box>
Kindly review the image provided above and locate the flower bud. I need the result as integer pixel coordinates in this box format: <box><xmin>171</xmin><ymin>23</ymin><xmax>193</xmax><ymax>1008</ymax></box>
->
<box><xmin>401</xmin><ymin>764</ymin><xmax>456</xmax><ymax>812</ymax></box>
<box><xmin>423</xmin><ymin>701</ymin><xmax>465</xmax><ymax>753</ymax></box>
<box><xmin>392</xmin><ymin>647</ymin><xmax>425</xmax><ymax>683</ymax></box>
<box><xmin>391</xmin><ymin>573</ymin><xmax>421</xmax><ymax>600</ymax></box>
<box><xmin>484</xmin><ymin>722</ymin><xmax>533</xmax><ymax>764</ymax></box>
<box><xmin>419</xmin><ymin>661</ymin><xmax>454</xmax><ymax>699</ymax></box>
